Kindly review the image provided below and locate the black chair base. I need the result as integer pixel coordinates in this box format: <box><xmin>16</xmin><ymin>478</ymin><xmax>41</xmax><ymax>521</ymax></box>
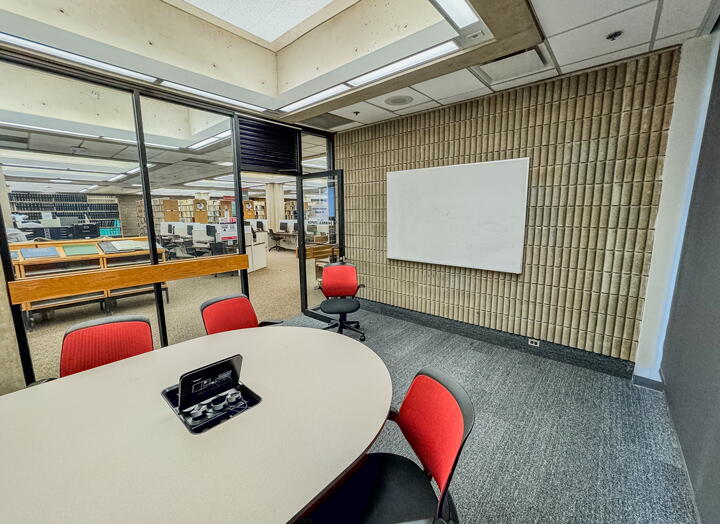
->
<box><xmin>322</xmin><ymin>313</ymin><xmax>365</xmax><ymax>341</ymax></box>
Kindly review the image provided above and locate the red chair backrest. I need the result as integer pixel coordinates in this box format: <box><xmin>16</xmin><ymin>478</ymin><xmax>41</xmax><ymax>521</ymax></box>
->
<box><xmin>60</xmin><ymin>316</ymin><xmax>154</xmax><ymax>377</ymax></box>
<box><xmin>200</xmin><ymin>294</ymin><xmax>259</xmax><ymax>335</ymax></box>
<box><xmin>396</xmin><ymin>368</ymin><xmax>474</xmax><ymax>493</ymax></box>
<box><xmin>321</xmin><ymin>264</ymin><xmax>358</xmax><ymax>297</ymax></box>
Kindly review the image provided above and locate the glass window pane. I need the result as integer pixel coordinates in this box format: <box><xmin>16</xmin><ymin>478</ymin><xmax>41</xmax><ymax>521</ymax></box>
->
<box><xmin>138</xmin><ymin>96</ymin><xmax>242</xmax><ymax>344</ymax></box>
<box><xmin>0</xmin><ymin>61</ymin><xmax>160</xmax><ymax>379</ymax></box>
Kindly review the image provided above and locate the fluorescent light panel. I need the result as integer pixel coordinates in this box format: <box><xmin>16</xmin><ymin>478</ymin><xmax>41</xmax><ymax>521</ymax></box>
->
<box><xmin>434</xmin><ymin>0</ymin><xmax>480</xmax><ymax>28</ymax></box>
<box><xmin>348</xmin><ymin>41</ymin><xmax>459</xmax><ymax>87</ymax></box>
<box><xmin>108</xmin><ymin>174</ymin><xmax>127</xmax><ymax>182</ymax></box>
<box><xmin>187</xmin><ymin>129</ymin><xmax>233</xmax><ymax>150</ymax></box>
<box><xmin>0</xmin><ymin>164</ymin><xmax>122</xmax><ymax>175</ymax></box>
<box><xmin>0</xmin><ymin>32</ymin><xmax>156</xmax><ymax>83</ymax></box>
<box><xmin>160</xmin><ymin>80</ymin><xmax>266</xmax><ymax>112</ymax></box>
<box><xmin>126</xmin><ymin>163</ymin><xmax>155</xmax><ymax>175</ymax></box>
<box><xmin>184</xmin><ymin>179</ymin><xmax>234</xmax><ymax>188</ymax></box>
<box><xmin>279</xmin><ymin>84</ymin><xmax>350</xmax><ymax>113</ymax></box>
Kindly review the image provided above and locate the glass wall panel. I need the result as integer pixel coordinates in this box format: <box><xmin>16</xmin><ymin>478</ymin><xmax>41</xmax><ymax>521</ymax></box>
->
<box><xmin>0</xmin><ymin>61</ymin><xmax>159</xmax><ymax>379</ymax></box>
<box><xmin>299</xmin><ymin>133</ymin><xmax>335</xmax><ymax>310</ymax></box>
<box><xmin>138</xmin><ymin>96</ymin><xmax>241</xmax><ymax>344</ymax></box>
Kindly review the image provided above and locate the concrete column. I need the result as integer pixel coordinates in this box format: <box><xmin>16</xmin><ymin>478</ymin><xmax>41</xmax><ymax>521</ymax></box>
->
<box><xmin>265</xmin><ymin>183</ymin><xmax>285</xmax><ymax>232</ymax></box>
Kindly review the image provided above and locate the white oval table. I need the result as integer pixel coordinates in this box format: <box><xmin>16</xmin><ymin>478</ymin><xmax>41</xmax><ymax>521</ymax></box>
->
<box><xmin>0</xmin><ymin>326</ymin><xmax>392</xmax><ymax>523</ymax></box>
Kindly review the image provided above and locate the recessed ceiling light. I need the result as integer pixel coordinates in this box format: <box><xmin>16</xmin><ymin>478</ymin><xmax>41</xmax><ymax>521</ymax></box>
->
<box><xmin>187</xmin><ymin>129</ymin><xmax>234</xmax><ymax>150</ymax></box>
<box><xmin>81</xmin><ymin>184</ymin><xmax>100</xmax><ymax>193</ymax></box>
<box><xmin>125</xmin><ymin>164</ymin><xmax>155</xmax><ymax>175</ymax></box>
<box><xmin>49</xmin><ymin>179</ymin><xmax>73</xmax><ymax>183</ymax></box>
<box><xmin>101</xmin><ymin>136</ymin><xmax>137</xmax><ymax>145</ymax></box>
<box><xmin>213</xmin><ymin>161</ymin><xmax>234</xmax><ymax>167</ymax></box>
<box><xmin>0</xmin><ymin>32</ymin><xmax>157</xmax><ymax>83</ymax></box>
<box><xmin>108</xmin><ymin>174</ymin><xmax>127</xmax><ymax>182</ymax></box>
<box><xmin>184</xmin><ymin>179</ymin><xmax>235</xmax><ymax>188</ymax></box>
<box><xmin>433</xmin><ymin>0</ymin><xmax>480</xmax><ymax>28</ymax></box>
<box><xmin>145</xmin><ymin>142</ymin><xmax>181</xmax><ymax>150</ymax></box>
<box><xmin>279</xmin><ymin>84</ymin><xmax>351</xmax><ymax>113</ymax></box>
<box><xmin>0</xmin><ymin>120</ymin><xmax>100</xmax><ymax>139</ymax></box>
<box><xmin>160</xmin><ymin>80</ymin><xmax>266</xmax><ymax>112</ymax></box>
<box><xmin>348</xmin><ymin>41</ymin><xmax>460</xmax><ymax>87</ymax></box>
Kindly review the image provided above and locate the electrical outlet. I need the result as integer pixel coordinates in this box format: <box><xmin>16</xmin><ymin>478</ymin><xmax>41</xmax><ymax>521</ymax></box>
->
<box><xmin>528</xmin><ymin>338</ymin><xmax>540</xmax><ymax>347</ymax></box>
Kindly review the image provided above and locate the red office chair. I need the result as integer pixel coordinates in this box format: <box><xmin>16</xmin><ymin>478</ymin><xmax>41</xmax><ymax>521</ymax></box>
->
<box><xmin>319</xmin><ymin>262</ymin><xmax>365</xmax><ymax>341</ymax></box>
<box><xmin>302</xmin><ymin>368</ymin><xmax>475</xmax><ymax>524</ymax></box>
<box><xmin>200</xmin><ymin>294</ymin><xmax>282</xmax><ymax>335</ymax></box>
<box><xmin>60</xmin><ymin>316</ymin><xmax>154</xmax><ymax>377</ymax></box>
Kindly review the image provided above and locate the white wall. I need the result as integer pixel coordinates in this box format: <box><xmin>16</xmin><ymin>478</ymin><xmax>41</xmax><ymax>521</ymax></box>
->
<box><xmin>634</xmin><ymin>32</ymin><xmax>720</xmax><ymax>381</ymax></box>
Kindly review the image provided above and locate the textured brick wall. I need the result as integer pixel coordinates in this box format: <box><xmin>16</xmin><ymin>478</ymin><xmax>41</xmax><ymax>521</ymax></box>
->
<box><xmin>336</xmin><ymin>48</ymin><xmax>679</xmax><ymax>361</ymax></box>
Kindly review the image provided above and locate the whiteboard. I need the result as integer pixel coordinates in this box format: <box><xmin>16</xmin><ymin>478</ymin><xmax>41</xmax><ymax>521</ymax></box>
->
<box><xmin>387</xmin><ymin>158</ymin><xmax>529</xmax><ymax>273</ymax></box>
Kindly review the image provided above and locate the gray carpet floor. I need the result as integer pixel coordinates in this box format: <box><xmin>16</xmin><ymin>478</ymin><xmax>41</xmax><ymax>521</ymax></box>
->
<box><xmin>284</xmin><ymin>310</ymin><xmax>698</xmax><ymax>524</ymax></box>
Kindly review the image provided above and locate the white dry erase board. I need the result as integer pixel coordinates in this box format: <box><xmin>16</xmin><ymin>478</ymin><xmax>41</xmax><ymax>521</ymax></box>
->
<box><xmin>386</xmin><ymin>158</ymin><xmax>529</xmax><ymax>273</ymax></box>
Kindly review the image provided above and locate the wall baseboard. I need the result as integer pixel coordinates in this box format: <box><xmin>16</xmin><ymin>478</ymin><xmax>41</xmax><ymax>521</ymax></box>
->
<box><xmin>631</xmin><ymin>374</ymin><xmax>664</xmax><ymax>391</ymax></box>
<box><xmin>358</xmin><ymin>298</ymin><xmax>635</xmax><ymax>379</ymax></box>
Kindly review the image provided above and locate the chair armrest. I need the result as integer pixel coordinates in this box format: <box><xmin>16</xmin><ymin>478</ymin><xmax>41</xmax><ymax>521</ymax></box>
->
<box><xmin>28</xmin><ymin>378</ymin><xmax>57</xmax><ymax>387</ymax></box>
<box><xmin>258</xmin><ymin>320</ymin><xmax>283</xmax><ymax>327</ymax></box>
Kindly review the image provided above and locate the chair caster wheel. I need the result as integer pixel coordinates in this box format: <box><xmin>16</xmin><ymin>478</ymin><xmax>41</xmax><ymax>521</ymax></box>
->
<box><xmin>359</xmin><ymin>335</ymin><xmax>366</xmax><ymax>341</ymax></box>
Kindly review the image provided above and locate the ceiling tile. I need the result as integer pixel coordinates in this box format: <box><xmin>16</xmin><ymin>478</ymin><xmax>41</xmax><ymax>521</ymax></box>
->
<box><xmin>491</xmin><ymin>69</ymin><xmax>558</xmax><ymax>92</ymax></box>
<box><xmin>547</xmin><ymin>2</ymin><xmax>657</xmax><ymax>65</ymax></box>
<box><xmin>653</xmin><ymin>30</ymin><xmax>697</xmax><ymax>51</ymax></box>
<box><xmin>478</xmin><ymin>49</ymin><xmax>546</xmax><ymax>83</ymax></box>
<box><xmin>437</xmin><ymin>87</ymin><xmax>493</xmax><ymax>105</ymax></box>
<box><xmin>366</xmin><ymin>87</ymin><xmax>431</xmax><ymax>110</ymax></box>
<box><xmin>395</xmin><ymin>101</ymin><xmax>441</xmax><ymax>115</ymax></box>
<box><xmin>330</xmin><ymin>122</ymin><xmax>363</xmax><ymax>132</ymax></box>
<box><xmin>560</xmin><ymin>43</ymin><xmax>649</xmax><ymax>74</ymax></box>
<box><xmin>330</xmin><ymin>101</ymin><xmax>394</xmax><ymax>124</ymax></box>
<box><xmin>656</xmin><ymin>0</ymin><xmax>711</xmax><ymax>39</ymax></box>
<box><xmin>412</xmin><ymin>70</ymin><xmax>486</xmax><ymax>100</ymax></box>
<box><xmin>531</xmin><ymin>0</ymin><xmax>648</xmax><ymax>37</ymax></box>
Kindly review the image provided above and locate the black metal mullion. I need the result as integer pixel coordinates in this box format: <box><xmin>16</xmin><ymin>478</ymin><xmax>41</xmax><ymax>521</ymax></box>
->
<box><xmin>131</xmin><ymin>91</ymin><xmax>168</xmax><ymax>347</ymax></box>
<box><xmin>295</xmin><ymin>132</ymin><xmax>309</xmax><ymax>313</ymax></box>
<box><xmin>0</xmin><ymin>211</ymin><xmax>35</xmax><ymax>385</ymax></box>
<box><xmin>232</xmin><ymin>114</ymin><xmax>250</xmax><ymax>297</ymax></box>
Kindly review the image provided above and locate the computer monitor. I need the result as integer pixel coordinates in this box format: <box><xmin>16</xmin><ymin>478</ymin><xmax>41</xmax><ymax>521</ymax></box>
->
<box><xmin>206</xmin><ymin>225</ymin><xmax>217</xmax><ymax>238</ymax></box>
<box><xmin>307</xmin><ymin>224</ymin><xmax>317</xmax><ymax>234</ymax></box>
<box><xmin>280</xmin><ymin>222</ymin><xmax>288</xmax><ymax>232</ymax></box>
<box><xmin>255</xmin><ymin>221</ymin><xmax>264</xmax><ymax>232</ymax></box>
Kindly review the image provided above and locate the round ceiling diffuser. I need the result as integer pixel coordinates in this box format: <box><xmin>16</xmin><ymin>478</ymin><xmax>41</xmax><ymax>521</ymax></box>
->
<box><xmin>384</xmin><ymin>95</ymin><xmax>414</xmax><ymax>106</ymax></box>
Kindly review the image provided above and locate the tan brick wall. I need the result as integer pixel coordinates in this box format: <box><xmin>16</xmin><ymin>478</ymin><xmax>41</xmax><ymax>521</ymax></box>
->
<box><xmin>336</xmin><ymin>48</ymin><xmax>680</xmax><ymax>361</ymax></box>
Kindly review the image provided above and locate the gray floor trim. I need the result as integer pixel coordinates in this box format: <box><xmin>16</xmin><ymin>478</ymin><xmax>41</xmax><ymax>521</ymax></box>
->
<box><xmin>284</xmin><ymin>310</ymin><xmax>697</xmax><ymax>523</ymax></box>
<box><xmin>357</xmin><ymin>298</ymin><xmax>635</xmax><ymax>379</ymax></box>
<box><xmin>632</xmin><ymin>374</ymin><xmax>665</xmax><ymax>392</ymax></box>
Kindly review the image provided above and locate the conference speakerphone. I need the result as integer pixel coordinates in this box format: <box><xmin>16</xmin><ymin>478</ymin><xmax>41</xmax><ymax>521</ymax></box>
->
<box><xmin>162</xmin><ymin>354</ymin><xmax>261</xmax><ymax>434</ymax></box>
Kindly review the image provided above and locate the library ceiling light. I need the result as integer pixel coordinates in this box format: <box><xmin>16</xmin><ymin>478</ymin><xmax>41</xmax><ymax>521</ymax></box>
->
<box><xmin>108</xmin><ymin>174</ymin><xmax>128</xmax><ymax>182</ymax></box>
<box><xmin>187</xmin><ymin>129</ymin><xmax>233</xmax><ymax>150</ymax></box>
<box><xmin>0</xmin><ymin>32</ymin><xmax>157</xmax><ymax>83</ymax></box>
<box><xmin>0</xmin><ymin>120</ymin><xmax>100</xmax><ymax>139</ymax></box>
<box><xmin>348</xmin><ymin>41</ymin><xmax>459</xmax><ymax>87</ymax></box>
<box><xmin>213</xmin><ymin>161</ymin><xmax>234</xmax><ymax>166</ymax></box>
<box><xmin>160</xmin><ymin>80</ymin><xmax>266</xmax><ymax>112</ymax></box>
<box><xmin>279</xmin><ymin>84</ymin><xmax>351</xmax><ymax>113</ymax></box>
<box><xmin>49</xmin><ymin>179</ymin><xmax>73</xmax><ymax>183</ymax></box>
<box><xmin>433</xmin><ymin>0</ymin><xmax>480</xmax><ymax>28</ymax></box>
<box><xmin>80</xmin><ymin>184</ymin><xmax>100</xmax><ymax>193</ymax></box>
<box><xmin>1</xmin><ymin>163</ymin><xmax>119</xmax><ymax>175</ymax></box>
<box><xmin>184</xmin><ymin>179</ymin><xmax>235</xmax><ymax>188</ymax></box>
<box><xmin>125</xmin><ymin>164</ymin><xmax>155</xmax><ymax>175</ymax></box>
<box><xmin>145</xmin><ymin>142</ymin><xmax>181</xmax><ymax>150</ymax></box>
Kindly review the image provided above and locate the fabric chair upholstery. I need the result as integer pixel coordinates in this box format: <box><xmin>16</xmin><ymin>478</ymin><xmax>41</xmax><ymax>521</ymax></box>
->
<box><xmin>302</xmin><ymin>367</ymin><xmax>474</xmax><ymax>524</ymax></box>
<box><xmin>60</xmin><ymin>316</ymin><xmax>153</xmax><ymax>377</ymax></box>
<box><xmin>200</xmin><ymin>294</ymin><xmax>259</xmax><ymax>335</ymax></box>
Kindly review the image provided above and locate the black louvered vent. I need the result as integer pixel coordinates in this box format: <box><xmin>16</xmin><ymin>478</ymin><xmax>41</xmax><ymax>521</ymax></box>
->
<box><xmin>238</xmin><ymin>117</ymin><xmax>298</xmax><ymax>174</ymax></box>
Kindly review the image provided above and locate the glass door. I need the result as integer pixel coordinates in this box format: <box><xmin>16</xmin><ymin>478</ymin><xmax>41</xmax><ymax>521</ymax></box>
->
<box><xmin>296</xmin><ymin>170</ymin><xmax>344</xmax><ymax>319</ymax></box>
